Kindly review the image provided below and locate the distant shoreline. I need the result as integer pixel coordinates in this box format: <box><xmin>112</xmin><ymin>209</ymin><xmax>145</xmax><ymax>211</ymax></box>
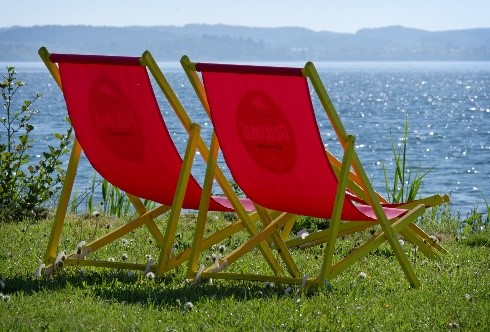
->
<box><xmin>1</xmin><ymin>25</ymin><xmax>489</xmax><ymax>62</ymax></box>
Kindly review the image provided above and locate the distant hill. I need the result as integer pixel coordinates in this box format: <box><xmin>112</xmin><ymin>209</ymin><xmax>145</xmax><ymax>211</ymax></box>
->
<box><xmin>1</xmin><ymin>24</ymin><xmax>489</xmax><ymax>61</ymax></box>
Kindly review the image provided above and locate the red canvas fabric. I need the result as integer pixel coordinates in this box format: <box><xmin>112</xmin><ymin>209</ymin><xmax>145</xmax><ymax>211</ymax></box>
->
<box><xmin>54</xmin><ymin>54</ymin><xmax>251</xmax><ymax>211</ymax></box>
<box><xmin>199</xmin><ymin>63</ymin><xmax>406</xmax><ymax>221</ymax></box>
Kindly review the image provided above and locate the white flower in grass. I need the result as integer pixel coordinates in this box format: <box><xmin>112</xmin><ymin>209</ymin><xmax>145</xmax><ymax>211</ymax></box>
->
<box><xmin>297</xmin><ymin>229</ymin><xmax>310</xmax><ymax>240</ymax></box>
<box><xmin>33</xmin><ymin>264</ymin><xmax>45</xmax><ymax>279</ymax></box>
<box><xmin>184</xmin><ymin>302</ymin><xmax>194</xmax><ymax>311</ymax></box>
<box><xmin>358</xmin><ymin>272</ymin><xmax>367</xmax><ymax>279</ymax></box>
<box><xmin>54</xmin><ymin>252</ymin><xmax>66</xmax><ymax>268</ymax></box>
<box><xmin>144</xmin><ymin>257</ymin><xmax>154</xmax><ymax>275</ymax></box>
<box><xmin>76</xmin><ymin>240</ymin><xmax>86</xmax><ymax>256</ymax></box>
<box><xmin>191</xmin><ymin>265</ymin><xmax>205</xmax><ymax>286</ymax></box>
<box><xmin>449</xmin><ymin>322</ymin><xmax>460</xmax><ymax>329</ymax></box>
<box><xmin>146</xmin><ymin>272</ymin><xmax>155</xmax><ymax>280</ymax></box>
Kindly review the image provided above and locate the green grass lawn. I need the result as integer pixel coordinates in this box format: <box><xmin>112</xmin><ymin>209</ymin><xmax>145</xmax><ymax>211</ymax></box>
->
<box><xmin>0</xmin><ymin>211</ymin><xmax>489</xmax><ymax>331</ymax></box>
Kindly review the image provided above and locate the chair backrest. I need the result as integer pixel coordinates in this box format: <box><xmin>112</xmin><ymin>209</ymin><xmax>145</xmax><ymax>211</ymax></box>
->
<box><xmin>51</xmin><ymin>53</ymin><xmax>226</xmax><ymax>210</ymax></box>
<box><xmin>196</xmin><ymin>63</ymin><xmax>404</xmax><ymax>220</ymax></box>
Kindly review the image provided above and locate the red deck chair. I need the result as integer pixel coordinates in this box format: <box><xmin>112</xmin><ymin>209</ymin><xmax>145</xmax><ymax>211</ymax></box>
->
<box><xmin>181</xmin><ymin>56</ymin><xmax>449</xmax><ymax>288</ymax></box>
<box><xmin>38</xmin><ymin>47</ymin><xmax>285</xmax><ymax>277</ymax></box>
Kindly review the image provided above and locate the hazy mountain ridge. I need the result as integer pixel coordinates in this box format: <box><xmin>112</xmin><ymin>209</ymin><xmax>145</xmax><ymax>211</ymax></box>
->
<box><xmin>1</xmin><ymin>24</ymin><xmax>489</xmax><ymax>61</ymax></box>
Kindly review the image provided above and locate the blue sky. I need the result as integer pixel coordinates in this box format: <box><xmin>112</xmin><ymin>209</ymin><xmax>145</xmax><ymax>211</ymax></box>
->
<box><xmin>3</xmin><ymin>0</ymin><xmax>489</xmax><ymax>33</ymax></box>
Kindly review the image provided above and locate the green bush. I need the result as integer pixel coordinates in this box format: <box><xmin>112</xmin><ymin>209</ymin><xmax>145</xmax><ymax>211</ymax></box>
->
<box><xmin>0</xmin><ymin>66</ymin><xmax>72</xmax><ymax>222</ymax></box>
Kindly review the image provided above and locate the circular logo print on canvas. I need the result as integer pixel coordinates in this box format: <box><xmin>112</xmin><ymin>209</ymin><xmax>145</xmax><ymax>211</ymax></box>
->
<box><xmin>89</xmin><ymin>77</ymin><xmax>143</xmax><ymax>160</ymax></box>
<box><xmin>236</xmin><ymin>91</ymin><xmax>296</xmax><ymax>174</ymax></box>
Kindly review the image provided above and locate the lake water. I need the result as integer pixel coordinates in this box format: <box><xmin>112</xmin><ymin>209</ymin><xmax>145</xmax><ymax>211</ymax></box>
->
<box><xmin>2</xmin><ymin>61</ymin><xmax>489</xmax><ymax>216</ymax></box>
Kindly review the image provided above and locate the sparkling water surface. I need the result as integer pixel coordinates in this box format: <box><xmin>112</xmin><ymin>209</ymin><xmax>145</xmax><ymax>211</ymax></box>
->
<box><xmin>3</xmin><ymin>61</ymin><xmax>489</xmax><ymax>215</ymax></box>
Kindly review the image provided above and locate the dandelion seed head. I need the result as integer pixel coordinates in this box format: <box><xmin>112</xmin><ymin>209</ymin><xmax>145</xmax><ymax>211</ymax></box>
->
<box><xmin>184</xmin><ymin>302</ymin><xmax>194</xmax><ymax>311</ymax></box>
<box><xmin>449</xmin><ymin>322</ymin><xmax>460</xmax><ymax>329</ymax></box>
<box><xmin>297</xmin><ymin>229</ymin><xmax>310</xmax><ymax>240</ymax></box>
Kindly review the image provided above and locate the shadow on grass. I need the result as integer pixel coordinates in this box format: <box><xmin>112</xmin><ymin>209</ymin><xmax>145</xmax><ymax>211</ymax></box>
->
<box><xmin>1</xmin><ymin>269</ymin><xmax>296</xmax><ymax>307</ymax></box>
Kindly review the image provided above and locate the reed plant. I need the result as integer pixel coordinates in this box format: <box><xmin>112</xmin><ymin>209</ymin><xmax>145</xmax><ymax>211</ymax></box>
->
<box><xmin>69</xmin><ymin>174</ymin><xmax>156</xmax><ymax>218</ymax></box>
<box><xmin>382</xmin><ymin>116</ymin><xmax>431</xmax><ymax>204</ymax></box>
<box><xmin>100</xmin><ymin>179</ymin><xmax>132</xmax><ymax>218</ymax></box>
